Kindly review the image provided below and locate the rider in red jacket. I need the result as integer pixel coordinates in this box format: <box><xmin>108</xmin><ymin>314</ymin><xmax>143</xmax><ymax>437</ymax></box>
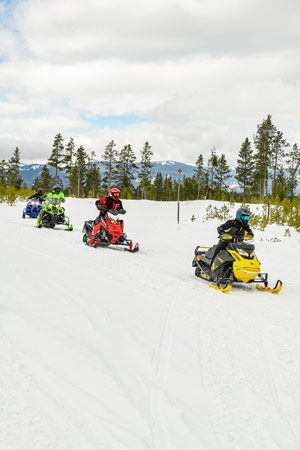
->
<box><xmin>90</xmin><ymin>188</ymin><xmax>124</xmax><ymax>246</ymax></box>
<box><xmin>96</xmin><ymin>188</ymin><xmax>123</xmax><ymax>213</ymax></box>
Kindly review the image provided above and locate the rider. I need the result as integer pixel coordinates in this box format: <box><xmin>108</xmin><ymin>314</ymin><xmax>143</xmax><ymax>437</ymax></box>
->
<box><xmin>28</xmin><ymin>188</ymin><xmax>45</xmax><ymax>203</ymax></box>
<box><xmin>47</xmin><ymin>184</ymin><xmax>65</xmax><ymax>202</ymax></box>
<box><xmin>90</xmin><ymin>188</ymin><xmax>124</xmax><ymax>246</ymax></box>
<box><xmin>209</xmin><ymin>207</ymin><xmax>254</xmax><ymax>268</ymax></box>
<box><xmin>38</xmin><ymin>185</ymin><xmax>65</xmax><ymax>224</ymax></box>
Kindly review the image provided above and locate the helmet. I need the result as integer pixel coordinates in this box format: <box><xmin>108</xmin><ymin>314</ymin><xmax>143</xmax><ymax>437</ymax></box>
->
<box><xmin>236</xmin><ymin>207</ymin><xmax>251</xmax><ymax>225</ymax></box>
<box><xmin>109</xmin><ymin>188</ymin><xmax>120</xmax><ymax>200</ymax></box>
<box><xmin>37</xmin><ymin>188</ymin><xmax>43</xmax><ymax>195</ymax></box>
<box><xmin>53</xmin><ymin>185</ymin><xmax>61</xmax><ymax>194</ymax></box>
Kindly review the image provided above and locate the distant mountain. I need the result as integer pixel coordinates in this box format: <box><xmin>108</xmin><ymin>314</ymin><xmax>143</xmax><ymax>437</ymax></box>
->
<box><xmin>19</xmin><ymin>160</ymin><xmax>203</xmax><ymax>187</ymax></box>
<box><xmin>20</xmin><ymin>163</ymin><xmax>67</xmax><ymax>187</ymax></box>
<box><xmin>22</xmin><ymin>160</ymin><xmax>300</xmax><ymax>193</ymax></box>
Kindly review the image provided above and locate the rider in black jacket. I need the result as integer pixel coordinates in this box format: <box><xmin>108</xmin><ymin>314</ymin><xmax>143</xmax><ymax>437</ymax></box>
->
<box><xmin>210</xmin><ymin>207</ymin><xmax>253</xmax><ymax>267</ymax></box>
<box><xmin>28</xmin><ymin>188</ymin><xmax>45</xmax><ymax>203</ymax></box>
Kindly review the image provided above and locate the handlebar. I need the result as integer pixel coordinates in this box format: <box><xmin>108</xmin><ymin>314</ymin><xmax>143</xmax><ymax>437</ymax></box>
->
<box><xmin>108</xmin><ymin>209</ymin><xmax>126</xmax><ymax>215</ymax></box>
<box><xmin>219</xmin><ymin>234</ymin><xmax>254</xmax><ymax>242</ymax></box>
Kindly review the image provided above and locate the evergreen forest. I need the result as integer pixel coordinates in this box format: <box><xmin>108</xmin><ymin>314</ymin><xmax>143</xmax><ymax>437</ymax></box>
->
<box><xmin>1</xmin><ymin>115</ymin><xmax>300</xmax><ymax>207</ymax></box>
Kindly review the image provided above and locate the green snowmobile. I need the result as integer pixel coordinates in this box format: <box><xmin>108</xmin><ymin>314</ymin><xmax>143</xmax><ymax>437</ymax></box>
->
<box><xmin>37</xmin><ymin>197</ymin><xmax>73</xmax><ymax>230</ymax></box>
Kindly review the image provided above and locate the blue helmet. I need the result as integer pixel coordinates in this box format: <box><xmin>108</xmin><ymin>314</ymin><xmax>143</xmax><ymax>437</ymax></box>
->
<box><xmin>236</xmin><ymin>207</ymin><xmax>251</xmax><ymax>225</ymax></box>
<box><xmin>53</xmin><ymin>185</ymin><xmax>61</xmax><ymax>194</ymax></box>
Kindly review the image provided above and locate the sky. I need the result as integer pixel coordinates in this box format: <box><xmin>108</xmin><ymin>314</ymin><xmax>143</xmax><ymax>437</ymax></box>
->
<box><xmin>0</xmin><ymin>0</ymin><xmax>300</xmax><ymax>165</ymax></box>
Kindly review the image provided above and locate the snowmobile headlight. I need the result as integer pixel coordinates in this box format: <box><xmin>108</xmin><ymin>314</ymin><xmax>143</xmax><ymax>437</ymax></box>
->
<box><xmin>237</xmin><ymin>248</ymin><xmax>249</xmax><ymax>257</ymax></box>
<box><xmin>250</xmin><ymin>251</ymin><xmax>255</xmax><ymax>258</ymax></box>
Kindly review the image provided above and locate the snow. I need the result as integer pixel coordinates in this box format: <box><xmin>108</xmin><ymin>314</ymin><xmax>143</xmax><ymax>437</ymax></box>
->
<box><xmin>1</xmin><ymin>198</ymin><xmax>300</xmax><ymax>450</ymax></box>
<box><xmin>159</xmin><ymin>161</ymin><xmax>176</xmax><ymax>166</ymax></box>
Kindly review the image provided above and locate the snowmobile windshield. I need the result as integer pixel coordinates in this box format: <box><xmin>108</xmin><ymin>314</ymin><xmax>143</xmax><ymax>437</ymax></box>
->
<box><xmin>107</xmin><ymin>211</ymin><xmax>119</xmax><ymax>222</ymax></box>
<box><xmin>229</xmin><ymin>241</ymin><xmax>255</xmax><ymax>253</ymax></box>
<box><xmin>47</xmin><ymin>197</ymin><xmax>61</xmax><ymax>206</ymax></box>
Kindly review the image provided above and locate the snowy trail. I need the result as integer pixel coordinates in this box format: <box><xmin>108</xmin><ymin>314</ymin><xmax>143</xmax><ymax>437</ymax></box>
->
<box><xmin>1</xmin><ymin>198</ymin><xmax>300</xmax><ymax>450</ymax></box>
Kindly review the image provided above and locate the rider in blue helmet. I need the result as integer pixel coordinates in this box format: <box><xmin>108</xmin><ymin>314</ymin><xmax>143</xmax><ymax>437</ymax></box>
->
<box><xmin>209</xmin><ymin>207</ymin><xmax>253</xmax><ymax>268</ymax></box>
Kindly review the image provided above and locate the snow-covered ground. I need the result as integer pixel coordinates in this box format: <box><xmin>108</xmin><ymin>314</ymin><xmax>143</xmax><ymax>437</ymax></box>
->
<box><xmin>1</xmin><ymin>198</ymin><xmax>300</xmax><ymax>450</ymax></box>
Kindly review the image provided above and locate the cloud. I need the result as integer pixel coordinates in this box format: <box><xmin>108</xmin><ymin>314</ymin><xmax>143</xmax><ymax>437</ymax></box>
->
<box><xmin>0</xmin><ymin>0</ymin><xmax>300</xmax><ymax>165</ymax></box>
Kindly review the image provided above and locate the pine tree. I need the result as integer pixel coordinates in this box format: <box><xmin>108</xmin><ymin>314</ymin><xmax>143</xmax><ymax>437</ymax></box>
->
<box><xmin>207</xmin><ymin>147</ymin><xmax>218</xmax><ymax>192</ymax></box>
<box><xmin>253</xmin><ymin>115</ymin><xmax>276</xmax><ymax>198</ymax></box>
<box><xmin>153</xmin><ymin>172</ymin><xmax>164</xmax><ymax>200</ymax></box>
<box><xmin>32</xmin><ymin>165</ymin><xmax>53</xmax><ymax>193</ymax></box>
<box><xmin>272</xmin><ymin>166</ymin><xmax>286</xmax><ymax>201</ymax></box>
<box><xmin>0</xmin><ymin>160</ymin><xmax>7</xmax><ymax>188</ymax></box>
<box><xmin>194</xmin><ymin>153</ymin><xmax>205</xmax><ymax>199</ymax></box>
<box><xmin>63</xmin><ymin>137</ymin><xmax>75</xmax><ymax>192</ymax></box>
<box><xmin>235</xmin><ymin>137</ymin><xmax>255</xmax><ymax>196</ymax></box>
<box><xmin>114</xmin><ymin>144</ymin><xmax>138</xmax><ymax>191</ymax></box>
<box><xmin>69</xmin><ymin>146</ymin><xmax>88</xmax><ymax>197</ymax></box>
<box><xmin>182</xmin><ymin>175</ymin><xmax>195</xmax><ymax>200</ymax></box>
<box><xmin>286</xmin><ymin>143</ymin><xmax>300</xmax><ymax>198</ymax></box>
<box><xmin>102</xmin><ymin>140</ymin><xmax>118</xmax><ymax>193</ymax></box>
<box><xmin>7</xmin><ymin>147</ymin><xmax>23</xmax><ymax>189</ymax></box>
<box><xmin>270</xmin><ymin>130</ymin><xmax>290</xmax><ymax>195</ymax></box>
<box><xmin>215</xmin><ymin>154</ymin><xmax>231</xmax><ymax>192</ymax></box>
<box><xmin>85</xmin><ymin>151</ymin><xmax>101</xmax><ymax>197</ymax></box>
<box><xmin>48</xmin><ymin>133</ymin><xmax>64</xmax><ymax>184</ymax></box>
<box><xmin>139</xmin><ymin>141</ymin><xmax>153</xmax><ymax>199</ymax></box>
<box><xmin>162</xmin><ymin>175</ymin><xmax>173</xmax><ymax>201</ymax></box>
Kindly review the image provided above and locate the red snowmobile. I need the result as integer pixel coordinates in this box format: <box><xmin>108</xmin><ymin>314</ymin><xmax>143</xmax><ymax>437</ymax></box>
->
<box><xmin>82</xmin><ymin>208</ymin><xmax>139</xmax><ymax>253</ymax></box>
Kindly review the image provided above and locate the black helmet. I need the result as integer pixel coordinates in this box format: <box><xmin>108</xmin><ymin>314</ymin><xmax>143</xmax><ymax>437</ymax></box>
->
<box><xmin>53</xmin><ymin>185</ymin><xmax>61</xmax><ymax>194</ymax></box>
<box><xmin>236</xmin><ymin>207</ymin><xmax>251</xmax><ymax>225</ymax></box>
<box><xmin>37</xmin><ymin>188</ymin><xmax>43</xmax><ymax>195</ymax></box>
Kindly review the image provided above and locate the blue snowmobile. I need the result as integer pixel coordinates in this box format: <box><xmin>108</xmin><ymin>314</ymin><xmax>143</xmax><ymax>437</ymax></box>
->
<box><xmin>22</xmin><ymin>189</ymin><xmax>45</xmax><ymax>219</ymax></box>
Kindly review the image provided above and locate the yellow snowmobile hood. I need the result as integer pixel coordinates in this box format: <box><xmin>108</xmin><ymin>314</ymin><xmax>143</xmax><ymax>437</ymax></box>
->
<box><xmin>227</xmin><ymin>249</ymin><xmax>261</xmax><ymax>283</ymax></box>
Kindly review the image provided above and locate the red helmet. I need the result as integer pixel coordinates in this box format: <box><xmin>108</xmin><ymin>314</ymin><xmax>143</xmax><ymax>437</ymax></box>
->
<box><xmin>109</xmin><ymin>188</ymin><xmax>120</xmax><ymax>200</ymax></box>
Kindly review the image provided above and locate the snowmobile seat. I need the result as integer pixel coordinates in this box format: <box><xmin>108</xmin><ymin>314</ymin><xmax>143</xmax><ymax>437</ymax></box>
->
<box><xmin>201</xmin><ymin>245</ymin><xmax>218</xmax><ymax>265</ymax></box>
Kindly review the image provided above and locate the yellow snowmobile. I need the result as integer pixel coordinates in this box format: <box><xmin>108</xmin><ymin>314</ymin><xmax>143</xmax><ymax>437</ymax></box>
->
<box><xmin>192</xmin><ymin>235</ymin><xmax>282</xmax><ymax>294</ymax></box>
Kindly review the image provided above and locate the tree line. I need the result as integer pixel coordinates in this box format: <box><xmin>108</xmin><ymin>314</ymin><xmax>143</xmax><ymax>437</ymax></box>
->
<box><xmin>1</xmin><ymin>114</ymin><xmax>300</xmax><ymax>202</ymax></box>
<box><xmin>45</xmin><ymin>134</ymin><xmax>153</xmax><ymax>199</ymax></box>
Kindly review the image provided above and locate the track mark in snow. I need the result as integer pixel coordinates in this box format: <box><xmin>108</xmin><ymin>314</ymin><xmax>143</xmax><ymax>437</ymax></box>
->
<box><xmin>0</xmin><ymin>334</ymin><xmax>65</xmax><ymax>450</ymax></box>
<box><xmin>149</xmin><ymin>284</ymin><xmax>183</xmax><ymax>450</ymax></box>
<box><xmin>196</xmin><ymin>299</ymin><xmax>300</xmax><ymax>450</ymax></box>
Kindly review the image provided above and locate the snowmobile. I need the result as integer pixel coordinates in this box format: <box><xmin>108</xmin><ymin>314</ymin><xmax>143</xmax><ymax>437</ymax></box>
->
<box><xmin>22</xmin><ymin>198</ymin><xmax>43</xmax><ymax>219</ymax></box>
<box><xmin>37</xmin><ymin>197</ymin><xmax>73</xmax><ymax>230</ymax></box>
<box><xmin>192</xmin><ymin>235</ymin><xmax>282</xmax><ymax>294</ymax></box>
<box><xmin>82</xmin><ymin>208</ymin><xmax>139</xmax><ymax>253</ymax></box>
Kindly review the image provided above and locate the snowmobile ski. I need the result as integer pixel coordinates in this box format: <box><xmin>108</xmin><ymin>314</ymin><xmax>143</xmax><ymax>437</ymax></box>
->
<box><xmin>209</xmin><ymin>281</ymin><xmax>232</xmax><ymax>294</ymax></box>
<box><xmin>124</xmin><ymin>241</ymin><xmax>139</xmax><ymax>253</ymax></box>
<box><xmin>256</xmin><ymin>280</ymin><xmax>283</xmax><ymax>294</ymax></box>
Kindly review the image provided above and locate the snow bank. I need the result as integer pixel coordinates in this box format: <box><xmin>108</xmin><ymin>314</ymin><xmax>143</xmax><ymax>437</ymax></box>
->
<box><xmin>1</xmin><ymin>199</ymin><xmax>300</xmax><ymax>450</ymax></box>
